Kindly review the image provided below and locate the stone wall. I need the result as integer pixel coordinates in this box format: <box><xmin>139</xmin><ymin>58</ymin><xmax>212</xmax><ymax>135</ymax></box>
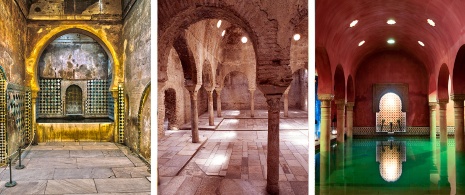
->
<box><xmin>0</xmin><ymin>0</ymin><xmax>27</xmax><ymax>84</ymax></box>
<box><xmin>28</xmin><ymin>0</ymin><xmax>122</xmax><ymax>20</ymax></box>
<box><xmin>122</xmin><ymin>0</ymin><xmax>150</xmax><ymax>158</ymax></box>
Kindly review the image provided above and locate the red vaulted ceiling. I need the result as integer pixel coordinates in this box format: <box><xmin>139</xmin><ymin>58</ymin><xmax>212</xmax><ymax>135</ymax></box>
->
<box><xmin>316</xmin><ymin>0</ymin><xmax>465</xmax><ymax>77</ymax></box>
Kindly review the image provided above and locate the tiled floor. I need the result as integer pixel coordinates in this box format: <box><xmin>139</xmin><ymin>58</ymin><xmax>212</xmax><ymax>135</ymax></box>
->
<box><xmin>159</xmin><ymin>109</ymin><xmax>309</xmax><ymax>194</ymax></box>
<box><xmin>0</xmin><ymin>142</ymin><xmax>151</xmax><ymax>194</ymax></box>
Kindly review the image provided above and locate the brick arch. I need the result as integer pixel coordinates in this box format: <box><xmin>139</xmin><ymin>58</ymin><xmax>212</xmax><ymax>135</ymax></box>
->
<box><xmin>221</xmin><ymin>70</ymin><xmax>249</xmax><ymax>89</ymax></box>
<box><xmin>316</xmin><ymin>47</ymin><xmax>332</xmax><ymax>95</ymax></box>
<box><xmin>158</xmin><ymin>2</ymin><xmax>292</xmax><ymax>94</ymax></box>
<box><xmin>453</xmin><ymin>45</ymin><xmax>465</xmax><ymax>94</ymax></box>
<box><xmin>334</xmin><ymin>64</ymin><xmax>345</xmax><ymax>100</ymax></box>
<box><xmin>173</xmin><ymin>34</ymin><xmax>198</xmax><ymax>83</ymax></box>
<box><xmin>26</xmin><ymin>26</ymin><xmax>120</xmax><ymax>93</ymax></box>
<box><xmin>438</xmin><ymin>63</ymin><xmax>450</xmax><ymax>100</ymax></box>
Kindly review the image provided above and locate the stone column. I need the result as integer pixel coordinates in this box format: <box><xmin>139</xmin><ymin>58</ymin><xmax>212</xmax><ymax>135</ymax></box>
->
<box><xmin>318</xmin><ymin>94</ymin><xmax>334</xmax><ymax>153</ymax></box>
<box><xmin>265</xmin><ymin>94</ymin><xmax>281</xmax><ymax>194</ymax></box>
<box><xmin>429</xmin><ymin>102</ymin><xmax>437</xmax><ymax>140</ymax></box>
<box><xmin>207</xmin><ymin>90</ymin><xmax>214</xmax><ymax>126</ymax></box>
<box><xmin>216</xmin><ymin>88</ymin><xmax>222</xmax><ymax>117</ymax></box>
<box><xmin>284</xmin><ymin>93</ymin><xmax>289</xmax><ymax>117</ymax></box>
<box><xmin>186</xmin><ymin>85</ymin><xmax>200</xmax><ymax>143</ymax></box>
<box><xmin>452</xmin><ymin>95</ymin><xmax>465</xmax><ymax>151</ymax></box>
<box><xmin>438</xmin><ymin>100</ymin><xmax>448</xmax><ymax>144</ymax></box>
<box><xmin>318</xmin><ymin>94</ymin><xmax>333</xmax><ymax>195</ymax></box>
<box><xmin>346</xmin><ymin>102</ymin><xmax>354</xmax><ymax>139</ymax></box>
<box><xmin>249</xmin><ymin>89</ymin><xmax>255</xmax><ymax>117</ymax></box>
<box><xmin>31</xmin><ymin>92</ymin><xmax>38</xmax><ymax>145</ymax></box>
<box><xmin>335</xmin><ymin>99</ymin><xmax>346</xmax><ymax>143</ymax></box>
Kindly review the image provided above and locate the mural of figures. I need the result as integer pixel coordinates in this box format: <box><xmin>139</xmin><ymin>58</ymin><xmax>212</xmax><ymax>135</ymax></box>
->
<box><xmin>39</xmin><ymin>33</ymin><xmax>110</xmax><ymax>80</ymax></box>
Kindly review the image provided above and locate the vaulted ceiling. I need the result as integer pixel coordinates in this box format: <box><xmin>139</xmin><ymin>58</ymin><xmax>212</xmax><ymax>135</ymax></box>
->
<box><xmin>316</xmin><ymin>0</ymin><xmax>465</xmax><ymax>77</ymax></box>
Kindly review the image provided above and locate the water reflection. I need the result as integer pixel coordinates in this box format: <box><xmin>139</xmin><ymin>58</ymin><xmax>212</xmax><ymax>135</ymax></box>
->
<box><xmin>376</xmin><ymin>141</ymin><xmax>405</xmax><ymax>182</ymax></box>
<box><xmin>316</xmin><ymin>137</ymin><xmax>465</xmax><ymax>195</ymax></box>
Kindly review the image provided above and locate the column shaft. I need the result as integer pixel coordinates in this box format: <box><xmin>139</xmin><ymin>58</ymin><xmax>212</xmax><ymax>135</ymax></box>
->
<box><xmin>207</xmin><ymin>90</ymin><xmax>214</xmax><ymax>126</ymax></box>
<box><xmin>429</xmin><ymin>102</ymin><xmax>437</xmax><ymax>140</ymax></box>
<box><xmin>346</xmin><ymin>102</ymin><xmax>354</xmax><ymax>139</ymax></box>
<box><xmin>318</xmin><ymin>94</ymin><xmax>334</xmax><ymax>153</ymax></box>
<box><xmin>438</xmin><ymin>101</ymin><xmax>448</xmax><ymax>144</ymax></box>
<box><xmin>189</xmin><ymin>90</ymin><xmax>199</xmax><ymax>143</ymax></box>
<box><xmin>216</xmin><ymin>89</ymin><xmax>222</xmax><ymax>117</ymax></box>
<box><xmin>250</xmin><ymin>89</ymin><xmax>255</xmax><ymax>117</ymax></box>
<box><xmin>336</xmin><ymin>100</ymin><xmax>346</xmax><ymax>143</ymax></box>
<box><xmin>452</xmin><ymin>95</ymin><xmax>465</xmax><ymax>151</ymax></box>
<box><xmin>284</xmin><ymin>93</ymin><xmax>289</xmax><ymax>117</ymax></box>
<box><xmin>265</xmin><ymin>95</ymin><xmax>281</xmax><ymax>194</ymax></box>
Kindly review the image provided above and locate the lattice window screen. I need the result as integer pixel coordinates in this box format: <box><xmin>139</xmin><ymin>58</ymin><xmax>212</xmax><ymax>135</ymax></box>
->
<box><xmin>38</xmin><ymin>79</ymin><xmax>62</xmax><ymax>116</ymax></box>
<box><xmin>376</xmin><ymin>93</ymin><xmax>406</xmax><ymax>132</ymax></box>
<box><xmin>118</xmin><ymin>84</ymin><xmax>124</xmax><ymax>143</ymax></box>
<box><xmin>86</xmin><ymin>80</ymin><xmax>109</xmax><ymax>115</ymax></box>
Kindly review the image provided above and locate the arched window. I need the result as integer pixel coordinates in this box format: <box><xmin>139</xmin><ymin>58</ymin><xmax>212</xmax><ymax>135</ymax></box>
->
<box><xmin>376</xmin><ymin>92</ymin><xmax>406</xmax><ymax>132</ymax></box>
<box><xmin>65</xmin><ymin>85</ymin><xmax>82</xmax><ymax>115</ymax></box>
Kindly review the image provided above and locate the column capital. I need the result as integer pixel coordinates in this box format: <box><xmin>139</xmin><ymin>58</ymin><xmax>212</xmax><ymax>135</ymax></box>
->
<box><xmin>265</xmin><ymin>94</ymin><xmax>282</xmax><ymax>111</ymax></box>
<box><xmin>185</xmin><ymin>83</ymin><xmax>201</xmax><ymax>93</ymax></box>
<box><xmin>335</xmin><ymin>99</ymin><xmax>346</xmax><ymax>105</ymax></box>
<box><xmin>429</xmin><ymin>102</ymin><xmax>437</xmax><ymax>107</ymax></box>
<box><xmin>451</xmin><ymin>94</ymin><xmax>465</xmax><ymax>101</ymax></box>
<box><xmin>438</xmin><ymin>99</ymin><xmax>448</xmax><ymax>110</ymax></box>
<box><xmin>318</xmin><ymin>94</ymin><xmax>334</xmax><ymax>101</ymax></box>
<box><xmin>346</xmin><ymin>102</ymin><xmax>354</xmax><ymax>111</ymax></box>
<box><xmin>438</xmin><ymin>99</ymin><xmax>449</xmax><ymax>104</ymax></box>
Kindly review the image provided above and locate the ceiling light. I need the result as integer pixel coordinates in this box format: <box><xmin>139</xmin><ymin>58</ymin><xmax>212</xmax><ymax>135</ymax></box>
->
<box><xmin>350</xmin><ymin>20</ymin><xmax>358</xmax><ymax>27</ymax></box>
<box><xmin>241</xmin><ymin>36</ymin><xmax>248</xmax><ymax>43</ymax></box>
<box><xmin>221</xmin><ymin>30</ymin><xmax>226</xmax><ymax>37</ymax></box>
<box><xmin>358</xmin><ymin>40</ymin><xmax>365</xmax><ymax>46</ymax></box>
<box><xmin>293</xmin><ymin>34</ymin><xmax>301</xmax><ymax>41</ymax></box>
<box><xmin>427</xmin><ymin>19</ymin><xmax>435</xmax><ymax>27</ymax></box>
<box><xmin>418</xmin><ymin>41</ymin><xmax>425</xmax><ymax>46</ymax></box>
<box><xmin>387</xmin><ymin>39</ymin><xmax>395</xmax><ymax>44</ymax></box>
<box><xmin>217</xmin><ymin>20</ymin><xmax>222</xmax><ymax>28</ymax></box>
<box><xmin>387</xmin><ymin>19</ymin><xmax>396</xmax><ymax>25</ymax></box>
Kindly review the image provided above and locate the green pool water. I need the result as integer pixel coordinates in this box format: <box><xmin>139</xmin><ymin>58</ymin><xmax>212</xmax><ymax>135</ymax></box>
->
<box><xmin>315</xmin><ymin>137</ymin><xmax>465</xmax><ymax>195</ymax></box>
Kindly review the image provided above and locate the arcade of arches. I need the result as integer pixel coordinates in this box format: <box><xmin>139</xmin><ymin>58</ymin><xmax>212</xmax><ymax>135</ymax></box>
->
<box><xmin>158</xmin><ymin>0</ymin><xmax>309</xmax><ymax>194</ymax></box>
<box><xmin>316</xmin><ymin>0</ymin><xmax>465</xmax><ymax>194</ymax></box>
<box><xmin>0</xmin><ymin>0</ymin><xmax>151</xmax><ymax>194</ymax></box>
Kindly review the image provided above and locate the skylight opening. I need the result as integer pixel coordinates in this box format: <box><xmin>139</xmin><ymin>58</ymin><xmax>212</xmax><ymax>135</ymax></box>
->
<box><xmin>241</xmin><ymin>36</ymin><xmax>248</xmax><ymax>43</ymax></box>
<box><xmin>221</xmin><ymin>30</ymin><xmax>226</xmax><ymax>37</ymax></box>
<box><xmin>217</xmin><ymin>20</ymin><xmax>222</xmax><ymax>28</ymax></box>
<box><xmin>350</xmin><ymin>20</ymin><xmax>358</xmax><ymax>28</ymax></box>
<box><xmin>293</xmin><ymin>34</ymin><xmax>301</xmax><ymax>41</ymax></box>
<box><xmin>427</xmin><ymin>19</ymin><xmax>435</xmax><ymax>27</ymax></box>
<box><xmin>418</xmin><ymin>41</ymin><xmax>425</xmax><ymax>47</ymax></box>
<box><xmin>387</xmin><ymin>19</ymin><xmax>396</xmax><ymax>25</ymax></box>
<box><xmin>358</xmin><ymin>40</ymin><xmax>365</xmax><ymax>46</ymax></box>
<box><xmin>387</xmin><ymin>39</ymin><xmax>395</xmax><ymax>44</ymax></box>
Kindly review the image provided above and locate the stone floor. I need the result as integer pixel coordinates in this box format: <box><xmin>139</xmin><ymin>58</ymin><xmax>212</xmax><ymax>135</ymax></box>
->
<box><xmin>159</xmin><ymin>109</ymin><xmax>309</xmax><ymax>194</ymax></box>
<box><xmin>0</xmin><ymin>142</ymin><xmax>151</xmax><ymax>194</ymax></box>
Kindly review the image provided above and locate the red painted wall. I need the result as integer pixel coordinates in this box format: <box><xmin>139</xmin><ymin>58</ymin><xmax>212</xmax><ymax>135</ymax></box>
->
<box><xmin>354</xmin><ymin>51</ymin><xmax>429</xmax><ymax>127</ymax></box>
